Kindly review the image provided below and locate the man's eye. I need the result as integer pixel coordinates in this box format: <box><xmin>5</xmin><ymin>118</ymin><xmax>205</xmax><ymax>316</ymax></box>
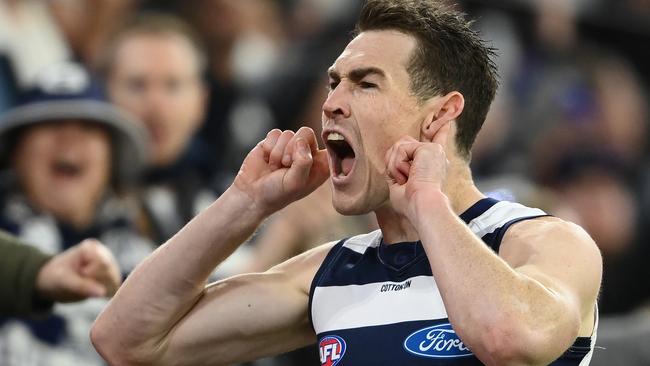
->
<box><xmin>328</xmin><ymin>80</ymin><xmax>339</xmax><ymax>90</ymax></box>
<box><xmin>360</xmin><ymin>81</ymin><xmax>377</xmax><ymax>89</ymax></box>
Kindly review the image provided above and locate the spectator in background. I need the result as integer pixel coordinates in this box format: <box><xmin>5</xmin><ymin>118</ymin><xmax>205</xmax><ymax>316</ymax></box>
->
<box><xmin>0</xmin><ymin>0</ymin><xmax>133</xmax><ymax>90</ymax></box>
<box><xmin>0</xmin><ymin>232</ymin><xmax>121</xmax><ymax>318</ymax></box>
<box><xmin>0</xmin><ymin>62</ymin><xmax>154</xmax><ymax>366</ymax></box>
<box><xmin>182</xmin><ymin>0</ymin><xmax>285</xmax><ymax>187</ymax></box>
<box><xmin>100</xmin><ymin>13</ymin><xmax>216</xmax><ymax>243</ymax></box>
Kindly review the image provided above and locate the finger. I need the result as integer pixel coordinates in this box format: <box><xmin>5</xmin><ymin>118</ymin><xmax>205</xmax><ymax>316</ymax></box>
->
<box><xmin>269</xmin><ymin>130</ymin><xmax>295</xmax><ymax>168</ymax></box>
<box><xmin>78</xmin><ymin>239</ymin><xmax>122</xmax><ymax>294</ymax></box>
<box><xmin>64</xmin><ymin>274</ymin><xmax>106</xmax><ymax>300</ymax></box>
<box><xmin>392</xmin><ymin>145</ymin><xmax>410</xmax><ymax>184</ymax></box>
<box><xmin>390</xmin><ymin>140</ymin><xmax>424</xmax><ymax>184</ymax></box>
<box><xmin>77</xmin><ymin>239</ymin><xmax>104</xmax><ymax>267</ymax></box>
<box><xmin>432</xmin><ymin>121</ymin><xmax>451</xmax><ymax>147</ymax></box>
<box><xmin>384</xmin><ymin>145</ymin><xmax>399</xmax><ymax>183</ymax></box>
<box><xmin>81</xmin><ymin>257</ymin><xmax>121</xmax><ymax>289</ymax></box>
<box><xmin>395</xmin><ymin>160</ymin><xmax>411</xmax><ymax>181</ymax></box>
<box><xmin>310</xmin><ymin>149</ymin><xmax>331</xmax><ymax>185</ymax></box>
<box><xmin>79</xmin><ymin>239</ymin><xmax>111</xmax><ymax>271</ymax></box>
<box><xmin>384</xmin><ymin>145</ymin><xmax>394</xmax><ymax>179</ymax></box>
<box><xmin>261</xmin><ymin>129</ymin><xmax>282</xmax><ymax>163</ymax></box>
<box><xmin>294</xmin><ymin>126</ymin><xmax>319</xmax><ymax>153</ymax></box>
<box><xmin>386</xmin><ymin>145</ymin><xmax>407</xmax><ymax>184</ymax></box>
<box><xmin>395</xmin><ymin>142</ymin><xmax>420</xmax><ymax>178</ymax></box>
<box><xmin>284</xmin><ymin>138</ymin><xmax>313</xmax><ymax>191</ymax></box>
<box><xmin>283</xmin><ymin>127</ymin><xmax>319</xmax><ymax>167</ymax></box>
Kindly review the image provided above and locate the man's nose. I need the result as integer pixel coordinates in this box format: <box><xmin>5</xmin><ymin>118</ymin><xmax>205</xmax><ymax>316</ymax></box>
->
<box><xmin>143</xmin><ymin>86</ymin><xmax>169</xmax><ymax>108</ymax></box>
<box><xmin>322</xmin><ymin>85</ymin><xmax>351</xmax><ymax>120</ymax></box>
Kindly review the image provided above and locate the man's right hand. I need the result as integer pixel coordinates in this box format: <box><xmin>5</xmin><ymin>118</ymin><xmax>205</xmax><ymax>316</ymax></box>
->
<box><xmin>91</xmin><ymin>127</ymin><xmax>330</xmax><ymax>366</ymax></box>
<box><xmin>233</xmin><ymin>127</ymin><xmax>329</xmax><ymax>217</ymax></box>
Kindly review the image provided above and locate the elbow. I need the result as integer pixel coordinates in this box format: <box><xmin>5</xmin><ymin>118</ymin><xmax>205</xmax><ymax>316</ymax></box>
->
<box><xmin>91</xmin><ymin>318</ymin><xmax>131</xmax><ymax>366</ymax></box>
<box><xmin>478</xmin><ymin>324</ymin><xmax>535</xmax><ymax>365</ymax></box>
<box><xmin>90</xmin><ymin>319</ymin><xmax>122</xmax><ymax>365</ymax></box>
<box><xmin>476</xmin><ymin>320</ymin><xmax>573</xmax><ymax>366</ymax></box>
<box><xmin>91</xmin><ymin>317</ymin><xmax>151</xmax><ymax>366</ymax></box>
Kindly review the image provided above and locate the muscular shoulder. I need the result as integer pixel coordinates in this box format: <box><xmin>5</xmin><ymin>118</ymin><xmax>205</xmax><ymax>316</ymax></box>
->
<box><xmin>499</xmin><ymin>216</ymin><xmax>599</xmax><ymax>265</ymax></box>
<box><xmin>499</xmin><ymin>216</ymin><xmax>602</xmax><ymax>309</ymax></box>
<box><xmin>266</xmin><ymin>240</ymin><xmax>338</xmax><ymax>295</ymax></box>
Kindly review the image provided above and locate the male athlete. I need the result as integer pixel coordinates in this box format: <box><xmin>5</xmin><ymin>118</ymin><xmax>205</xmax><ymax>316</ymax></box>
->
<box><xmin>92</xmin><ymin>1</ymin><xmax>602</xmax><ymax>365</ymax></box>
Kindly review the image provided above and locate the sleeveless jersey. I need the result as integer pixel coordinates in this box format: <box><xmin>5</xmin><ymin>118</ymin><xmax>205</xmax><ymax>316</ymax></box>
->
<box><xmin>309</xmin><ymin>198</ymin><xmax>597</xmax><ymax>365</ymax></box>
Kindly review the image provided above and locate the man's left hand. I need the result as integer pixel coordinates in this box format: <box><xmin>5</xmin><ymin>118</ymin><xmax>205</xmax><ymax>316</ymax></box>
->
<box><xmin>385</xmin><ymin>123</ymin><xmax>451</xmax><ymax>222</ymax></box>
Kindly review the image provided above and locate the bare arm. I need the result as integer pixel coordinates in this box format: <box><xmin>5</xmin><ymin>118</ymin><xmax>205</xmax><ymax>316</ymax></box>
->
<box><xmin>156</xmin><ymin>242</ymin><xmax>333</xmax><ymax>365</ymax></box>
<box><xmin>91</xmin><ymin>127</ymin><xmax>330</xmax><ymax>365</ymax></box>
<box><xmin>414</xmin><ymin>202</ymin><xmax>600</xmax><ymax>365</ymax></box>
<box><xmin>385</xmin><ymin>132</ymin><xmax>602</xmax><ymax>365</ymax></box>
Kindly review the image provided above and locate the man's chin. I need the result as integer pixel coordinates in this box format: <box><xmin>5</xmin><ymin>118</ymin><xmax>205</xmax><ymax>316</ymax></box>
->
<box><xmin>332</xmin><ymin>199</ymin><xmax>373</xmax><ymax>216</ymax></box>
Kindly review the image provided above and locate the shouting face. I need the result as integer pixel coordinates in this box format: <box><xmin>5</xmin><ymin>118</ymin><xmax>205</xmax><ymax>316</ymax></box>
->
<box><xmin>13</xmin><ymin>120</ymin><xmax>111</xmax><ymax>228</ymax></box>
<box><xmin>322</xmin><ymin>30</ymin><xmax>426</xmax><ymax>215</ymax></box>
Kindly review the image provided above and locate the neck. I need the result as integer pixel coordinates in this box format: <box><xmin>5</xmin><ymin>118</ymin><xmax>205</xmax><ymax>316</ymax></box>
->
<box><xmin>444</xmin><ymin>156</ymin><xmax>485</xmax><ymax>216</ymax></box>
<box><xmin>375</xmin><ymin>155</ymin><xmax>484</xmax><ymax>244</ymax></box>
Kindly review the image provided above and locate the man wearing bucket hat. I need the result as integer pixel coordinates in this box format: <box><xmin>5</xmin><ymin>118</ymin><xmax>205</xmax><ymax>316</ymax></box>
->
<box><xmin>0</xmin><ymin>61</ymin><xmax>155</xmax><ymax>366</ymax></box>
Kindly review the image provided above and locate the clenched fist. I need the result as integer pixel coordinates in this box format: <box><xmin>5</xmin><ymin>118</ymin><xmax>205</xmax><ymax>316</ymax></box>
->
<box><xmin>385</xmin><ymin>122</ymin><xmax>451</xmax><ymax>222</ymax></box>
<box><xmin>36</xmin><ymin>239</ymin><xmax>121</xmax><ymax>303</ymax></box>
<box><xmin>233</xmin><ymin>127</ymin><xmax>330</xmax><ymax>217</ymax></box>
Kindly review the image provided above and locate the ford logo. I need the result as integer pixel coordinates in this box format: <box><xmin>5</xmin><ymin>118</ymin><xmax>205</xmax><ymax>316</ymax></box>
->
<box><xmin>403</xmin><ymin>323</ymin><xmax>473</xmax><ymax>358</ymax></box>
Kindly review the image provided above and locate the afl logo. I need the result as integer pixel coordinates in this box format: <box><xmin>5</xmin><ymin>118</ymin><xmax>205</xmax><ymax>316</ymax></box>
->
<box><xmin>404</xmin><ymin>323</ymin><xmax>473</xmax><ymax>358</ymax></box>
<box><xmin>319</xmin><ymin>335</ymin><xmax>346</xmax><ymax>366</ymax></box>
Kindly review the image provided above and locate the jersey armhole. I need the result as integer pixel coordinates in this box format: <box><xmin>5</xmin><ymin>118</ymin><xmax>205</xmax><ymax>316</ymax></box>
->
<box><xmin>493</xmin><ymin>214</ymin><xmax>551</xmax><ymax>253</ymax></box>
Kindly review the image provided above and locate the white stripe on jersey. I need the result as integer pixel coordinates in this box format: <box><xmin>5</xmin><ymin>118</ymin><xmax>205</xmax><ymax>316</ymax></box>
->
<box><xmin>578</xmin><ymin>309</ymin><xmax>599</xmax><ymax>366</ymax></box>
<box><xmin>467</xmin><ymin>201</ymin><xmax>546</xmax><ymax>238</ymax></box>
<box><xmin>312</xmin><ymin>275</ymin><xmax>447</xmax><ymax>333</ymax></box>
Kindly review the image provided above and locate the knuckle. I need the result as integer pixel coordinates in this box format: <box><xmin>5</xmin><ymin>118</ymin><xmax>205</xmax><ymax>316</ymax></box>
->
<box><xmin>297</xmin><ymin>126</ymin><xmax>312</xmax><ymax>134</ymax></box>
<box><xmin>80</xmin><ymin>239</ymin><xmax>101</xmax><ymax>253</ymax></box>
<box><xmin>80</xmin><ymin>238</ymin><xmax>95</xmax><ymax>247</ymax></box>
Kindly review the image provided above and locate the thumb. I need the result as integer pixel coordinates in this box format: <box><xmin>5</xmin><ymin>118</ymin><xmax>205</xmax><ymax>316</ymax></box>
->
<box><xmin>64</xmin><ymin>274</ymin><xmax>106</xmax><ymax>300</ymax></box>
<box><xmin>311</xmin><ymin>149</ymin><xmax>331</xmax><ymax>182</ymax></box>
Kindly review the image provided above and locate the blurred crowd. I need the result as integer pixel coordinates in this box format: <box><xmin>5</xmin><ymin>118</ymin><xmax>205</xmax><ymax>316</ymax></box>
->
<box><xmin>0</xmin><ymin>0</ymin><xmax>648</xmax><ymax>365</ymax></box>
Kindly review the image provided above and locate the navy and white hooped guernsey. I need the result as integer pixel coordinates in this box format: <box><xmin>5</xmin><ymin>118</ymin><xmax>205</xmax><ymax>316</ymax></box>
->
<box><xmin>309</xmin><ymin>198</ymin><xmax>597</xmax><ymax>366</ymax></box>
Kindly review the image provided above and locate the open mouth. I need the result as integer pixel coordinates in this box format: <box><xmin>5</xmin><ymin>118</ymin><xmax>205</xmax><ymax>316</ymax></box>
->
<box><xmin>325</xmin><ymin>132</ymin><xmax>356</xmax><ymax>178</ymax></box>
<box><xmin>51</xmin><ymin>160</ymin><xmax>84</xmax><ymax>179</ymax></box>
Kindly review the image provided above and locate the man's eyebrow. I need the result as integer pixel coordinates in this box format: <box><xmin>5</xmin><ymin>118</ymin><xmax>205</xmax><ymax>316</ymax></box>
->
<box><xmin>327</xmin><ymin>67</ymin><xmax>386</xmax><ymax>81</ymax></box>
<box><xmin>349</xmin><ymin>67</ymin><xmax>385</xmax><ymax>82</ymax></box>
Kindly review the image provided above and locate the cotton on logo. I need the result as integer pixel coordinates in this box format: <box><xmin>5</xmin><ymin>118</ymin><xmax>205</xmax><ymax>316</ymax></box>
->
<box><xmin>319</xmin><ymin>335</ymin><xmax>346</xmax><ymax>366</ymax></box>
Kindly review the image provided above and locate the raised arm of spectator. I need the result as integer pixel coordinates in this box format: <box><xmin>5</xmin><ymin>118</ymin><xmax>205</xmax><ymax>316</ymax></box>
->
<box><xmin>0</xmin><ymin>233</ymin><xmax>122</xmax><ymax>316</ymax></box>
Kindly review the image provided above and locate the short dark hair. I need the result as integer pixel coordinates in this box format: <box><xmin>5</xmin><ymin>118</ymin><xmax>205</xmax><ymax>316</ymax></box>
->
<box><xmin>356</xmin><ymin>0</ymin><xmax>498</xmax><ymax>159</ymax></box>
<box><xmin>99</xmin><ymin>12</ymin><xmax>207</xmax><ymax>78</ymax></box>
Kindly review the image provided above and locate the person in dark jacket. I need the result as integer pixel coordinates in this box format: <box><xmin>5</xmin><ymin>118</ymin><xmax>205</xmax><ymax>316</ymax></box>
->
<box><xmin>0</xmin><ymin>231</ymin><xmax>121</xmax><ymax>317</ymax></box>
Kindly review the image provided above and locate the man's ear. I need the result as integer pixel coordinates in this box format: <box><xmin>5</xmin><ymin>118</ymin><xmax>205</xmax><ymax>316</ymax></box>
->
<box><xmin>421</xmin><ymin>91</ymin><xmax>464</xmax><ymax>142</ymax></box>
